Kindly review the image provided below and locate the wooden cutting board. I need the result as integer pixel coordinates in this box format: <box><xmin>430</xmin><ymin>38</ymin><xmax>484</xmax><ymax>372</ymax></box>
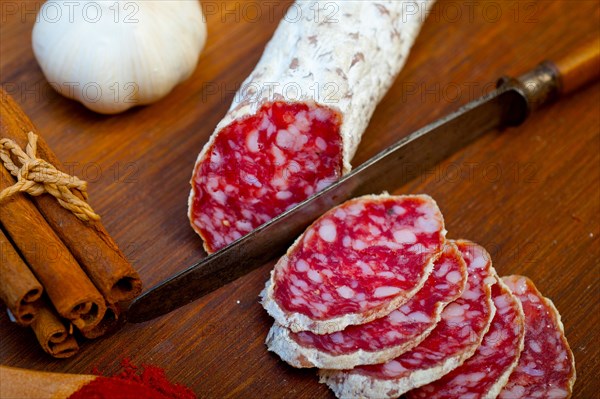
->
<box><xmin>1</xmin><ymin>1</ymin><xmax>598</xmax><ymax>398</ymax></box>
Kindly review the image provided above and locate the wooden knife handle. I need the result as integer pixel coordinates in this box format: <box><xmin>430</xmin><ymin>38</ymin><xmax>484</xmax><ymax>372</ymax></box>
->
<box><xmin>551</xmin><ymin>40</ymin><xmax>600</xmax><ymax>95</ymax></box>
<box><xmin>503</xmin><ymin>39</ymin><xmax>600</xmax><ymax>113</ymax></box>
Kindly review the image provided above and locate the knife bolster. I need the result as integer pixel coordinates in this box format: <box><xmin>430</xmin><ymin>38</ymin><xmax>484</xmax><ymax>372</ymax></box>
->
<box><xmin>497</xmin><ymin>61</ymin><xmax>561</xmax><ymax>114</ymax></box>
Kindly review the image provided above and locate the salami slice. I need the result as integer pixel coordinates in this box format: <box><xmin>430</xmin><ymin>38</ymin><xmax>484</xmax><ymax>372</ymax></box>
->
<box><xmin>498</xmin><ymin>275</ymin><xmax>576</xmax><ymax>399</ymax></box>
<box><xmin>266</xmin><ymin>243</ymin><xmax>467</xmax><ymax>369</ymax></box>
<box><xmin>261</xmin><ymin>194</ymin><xmax>446</xmax><ymax>335</ymax></box>
<box><xmin>319</xmin><ymin>240</ymin><xmax>495</xmax><ymax>399</ymax></box>
<box><xmin>188</xmin><ymin>1</ymin><xmax>434</xmax><ymax>252</ymax></box>
<box><xmin>407</xmin><ymin>277</ymin><xmax>525</xmax><ymax>399</ymax></box>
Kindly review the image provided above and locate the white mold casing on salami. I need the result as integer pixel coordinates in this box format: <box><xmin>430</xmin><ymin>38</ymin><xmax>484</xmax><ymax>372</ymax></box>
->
<box><xmin>265</xmin><ymin>243</ymin><xmax>467</xmax><ymax>369</ymax></box>
<box><xmin>499</xmin><ymin>275</ymin><xmax>576</xmax><ymax>399</ymax></box>
<box><xmin>189</xmin><ymin>1</ymin><xmax>435</xmax><ymax>252</ymax></box>
<box><xmin>261</xmin><ymin>194</ymin><xmax>446</xmax><ymax>335</ymax></box>
<box><xmin>208</xmin><ymin>0</ymin><xmax>434</xmax><ymax>173</ymax></box>
<box><xmin>319</xmin><ymin>240</ymin><xmax>496</xmax><ymax>399</ymax></box>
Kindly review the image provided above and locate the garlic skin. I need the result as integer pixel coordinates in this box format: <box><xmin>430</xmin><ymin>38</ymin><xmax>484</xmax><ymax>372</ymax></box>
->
<box><xmin>32</xmin><ymin>1</ymin><xmax>207</xmax><ymax>114</ymax></box>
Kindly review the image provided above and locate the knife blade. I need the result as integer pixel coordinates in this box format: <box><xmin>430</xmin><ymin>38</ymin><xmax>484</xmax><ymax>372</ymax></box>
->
<box><xmin>127</xmin><ymin>42</ymin><xmax>599</xmax><ymax>323</ymax></box>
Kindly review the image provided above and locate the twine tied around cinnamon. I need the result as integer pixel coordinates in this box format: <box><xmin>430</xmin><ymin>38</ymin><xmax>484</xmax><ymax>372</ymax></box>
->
<box><xmin>0</xmin><ymin>132</ymin><xmax>100</xmax><ymax>222</ymax></box>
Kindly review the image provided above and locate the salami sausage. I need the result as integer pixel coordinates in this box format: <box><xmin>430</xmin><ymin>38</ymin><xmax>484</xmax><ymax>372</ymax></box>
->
<box><xmin>188</xmin><ymin>1</ymin><xmax>434</xmax><ymax>252</ymax></box>
<box><xmin>266</xmin><ymin>243</ymin><xmax>467</xmax><ymax>369</ymax></box>
<box><xmin>261</xmin><ymin>194</ymin><xmax>446</xmax><ymax>335</ymax></box>
<box><xmin>498</xmin><ymin>275</ymin><xmax>576</xmax><ymax>399</ymax></box>
<box><xmin>319</xmin><ymin>240</ymin><xmax>495</xmax><ymax>399</ymax></box>
<box><xmin>407</xmin><ymin>277</ymin><xmax>525</xmax><ymax>399</ymax></box>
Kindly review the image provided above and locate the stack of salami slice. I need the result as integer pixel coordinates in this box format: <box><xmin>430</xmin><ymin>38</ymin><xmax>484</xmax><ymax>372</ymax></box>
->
<box><xmin>261</xmin><ymin>194</ymin><xmax>576</xmax><ymax>399</ymax></box>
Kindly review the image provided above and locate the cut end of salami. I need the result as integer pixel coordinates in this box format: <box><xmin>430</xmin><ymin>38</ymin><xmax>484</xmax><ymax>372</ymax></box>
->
<box><xmin>189</xmin><ymin>101</ymin><xmax>343</xmax><ymax>253</ymax></box>
<box><xmin>266</xmin><ymin>242</ymin><xmax>467</xmax><ymax>369</ymax></box>
<box><xmin>499</xmin><ymin>275</ymin><xmax>576</xmax><ymax>399</ymax></box>
<box><xmin>261</xmin><ymin>194</ymin><xmax>446</xmax><ymax>335</ymax></box>
<box><xmin>188</xmin><ymin>1</ymin><xmax>435</xmax><ymax>253</ymax></box>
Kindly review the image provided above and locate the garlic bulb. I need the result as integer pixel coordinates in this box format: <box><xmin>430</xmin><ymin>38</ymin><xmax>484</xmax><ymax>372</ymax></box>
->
<box><xmin>32</xmin><ymin>1</ymin><xmax>207</xmax><ymax>114</ymax></box>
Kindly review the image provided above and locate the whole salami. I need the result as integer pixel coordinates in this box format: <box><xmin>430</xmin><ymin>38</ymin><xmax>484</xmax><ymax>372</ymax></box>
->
<box><xmin>499</xmin><ymin>275</ymin><xmax>576</xmax><ymax>399</ymax></box>
<box><xmin>320</xmin><ymin>240</ymin><xmax>496</xmax><ymax>399</ymax></box>
<box><xmin>407</xmin><ymin>277</ymin><xmax>525</xmax><ymax>399</ymax></box>
<box><xmin>266</xmin><ymin>243</ymin><xmax>467</xmax><ymax>369</ymax></box>
<box><xmin>188</xmin><ymin>1</ymin><xmax>434</xmax><ymax>252</ymax></box>
<box><xmin>261</xmin><ymin>194</ymin><xmax>446</xmax><ymax>335</ymax></box>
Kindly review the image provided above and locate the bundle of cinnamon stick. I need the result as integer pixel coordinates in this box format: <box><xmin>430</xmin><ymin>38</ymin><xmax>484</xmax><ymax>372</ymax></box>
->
<box><xmin>0</xmin><ymin>90</ymin><xmax>142</xmax><ymax>358</ymax></box>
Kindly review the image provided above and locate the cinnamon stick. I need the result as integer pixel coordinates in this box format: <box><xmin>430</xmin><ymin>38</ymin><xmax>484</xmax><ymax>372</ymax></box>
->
<box><xmin>79</xmin><ymin>301</ymin><xmax>121</xmax><ymax>340</ymax></box>
<box><xmin>0</xmin><ymin>227</ymin><xmax>43</xmax><ymax>326</ymax></box>
<box><xmin>31</xmin><ymin>300</ymin><xmax>79</xmax><ymax>358</ymax></box>
<box><xmin>0</xmin><ymin>89</ymin><xmax>142</xmax><ymax>303</ymax></box>
<box><xmin>0</xmin><ymin>166</ymin><xmax>106</xmax><ymax>330</ymax></box>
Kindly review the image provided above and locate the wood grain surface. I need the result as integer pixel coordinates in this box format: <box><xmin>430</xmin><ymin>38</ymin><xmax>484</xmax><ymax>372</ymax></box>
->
<box><xmin>1</xmin><ymin>1</ymin><xmax>598</xmax><ymax>398</ymax></box>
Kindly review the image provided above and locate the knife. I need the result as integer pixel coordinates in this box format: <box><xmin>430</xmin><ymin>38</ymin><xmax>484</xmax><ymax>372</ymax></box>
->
<box><xmin>127</xmin><ymin>41</ymin><xmax>600</xmax><ymax>323</ymax></box>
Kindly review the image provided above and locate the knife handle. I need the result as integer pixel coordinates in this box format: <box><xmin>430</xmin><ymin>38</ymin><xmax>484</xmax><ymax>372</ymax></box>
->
<box><xmin>499</xmin><ymin>40</ymin><xmax>600</xmax><ymax>112</ymax></box>
<box><xmin>552</xmin><ymin>40</ymin><xmax>600</xmax><ymax>95</ymax></box>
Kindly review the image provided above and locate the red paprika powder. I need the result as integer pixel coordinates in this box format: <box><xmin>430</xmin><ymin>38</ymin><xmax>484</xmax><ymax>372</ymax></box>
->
<box><xmin>67</xmin><ymin>358</ymin><xmax>195</xmax><ymax>399</ymax></box>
